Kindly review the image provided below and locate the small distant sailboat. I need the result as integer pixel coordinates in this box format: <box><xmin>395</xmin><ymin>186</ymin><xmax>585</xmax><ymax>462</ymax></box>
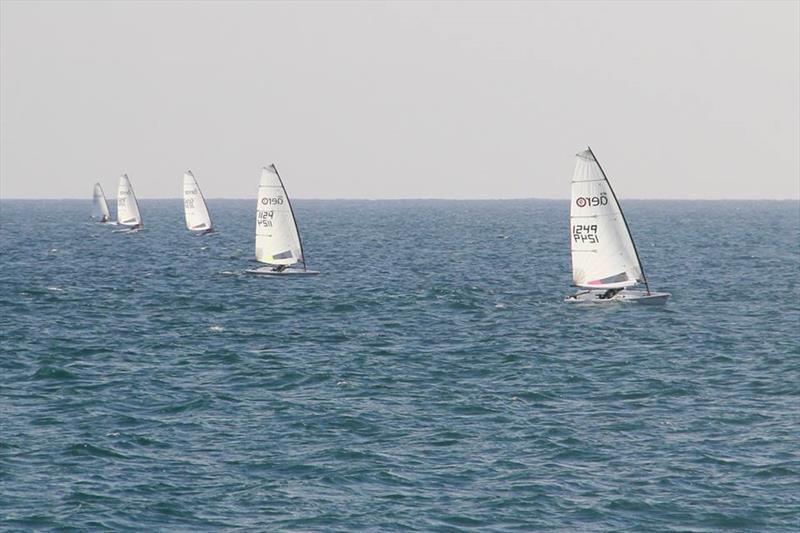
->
<box><xmin>91</xmin><ymin>183</ymin><xmax>112</xmax><ymax>223</ymax></box>
<box><xmin>182</xmin><ymin>170</ymin><xmax>213</xmax><ymax>234</ymax></box>
<box><xmin>116</xmin><ymin>174</ymin><xmax>143</xmax><ymax>232</ymax></box>
<box><xmin>245</xmin><ymin>164</ymin><xmax>319</xmax><ymax>276</ymax></box>
<box><xmin>565</xmin><ymin>147</ymin><xmax>669</xmax><ymax>304</ymax></box>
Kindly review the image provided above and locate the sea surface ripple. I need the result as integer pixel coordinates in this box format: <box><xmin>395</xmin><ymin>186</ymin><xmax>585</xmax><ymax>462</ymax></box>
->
<box><xmin>1</xmin><ymin>199</ymin><xmax>799</xmax><ymax>531</ymax></box>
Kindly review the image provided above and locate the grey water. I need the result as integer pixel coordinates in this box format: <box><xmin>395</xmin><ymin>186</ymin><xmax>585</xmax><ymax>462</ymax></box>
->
<box><xmin>1</xmin><ymin>199</ymin><xmax>798</xmax><ymax>531</ymax></box>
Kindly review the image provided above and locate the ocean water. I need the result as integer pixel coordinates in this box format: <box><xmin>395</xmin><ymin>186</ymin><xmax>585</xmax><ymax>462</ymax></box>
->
<box><xmin>1</xmin><ymin>199</ymin><xmax>798</xmax><ymax>531</ymax></box>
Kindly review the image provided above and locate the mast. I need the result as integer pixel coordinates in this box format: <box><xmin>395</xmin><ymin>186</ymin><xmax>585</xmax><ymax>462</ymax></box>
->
<box><xmin>101</xmin><ymin>185</ymin><xmax>110</xmax><ymax>221</ymax></box>
<box><xmin>587</xmin><ymin>146</ymin><xmax>650</xmax><ymax>294</ymax></box>
<box><xmin>202</xmin><ymin>182</ymin><xmax>214</xmax><ymax>230</ymax></box>
<box><xmin>271</xmin><ymin>164</ymin><xmax>307</xmax><ymax>271</ymax></box>
<box><xmin>129</xmin><ymin>177</ymin><xmax>143</xmax><ymax>229</ymax></box>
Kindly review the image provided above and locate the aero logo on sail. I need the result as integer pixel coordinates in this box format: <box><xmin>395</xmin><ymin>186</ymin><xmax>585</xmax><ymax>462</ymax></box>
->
<box><xmin>575</xmin><ymin>192</ymin><xmax>608</xmax><ymax>208</ymax></box>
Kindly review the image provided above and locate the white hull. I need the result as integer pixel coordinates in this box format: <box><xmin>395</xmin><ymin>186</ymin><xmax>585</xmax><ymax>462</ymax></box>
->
<box><xmin>244</xmin><ymin>266</ymin><xmax>319</xmax><ymax>276</ymax></box>
<box><xmin>565</xmin><ymin>289</ymin><xmax>670</xmax><ymax>304</ymax></box>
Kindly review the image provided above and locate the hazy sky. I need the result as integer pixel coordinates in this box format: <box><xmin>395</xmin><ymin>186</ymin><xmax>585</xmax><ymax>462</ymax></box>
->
<box><xmin>1</xmin><ymin>1</ymin><xmax>798</xmax><ymax>199</ymax></box>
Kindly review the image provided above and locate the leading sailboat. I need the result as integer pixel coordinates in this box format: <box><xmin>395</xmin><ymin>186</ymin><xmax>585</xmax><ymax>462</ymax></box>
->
<box><xmin>565</xmin><ymin>147</ymin><xmax>669</xmax><ymax>303</ymax></box>
<box><xmin>245</xmin><ymin>164</ymin><xmax>319</xmax><ymax>276</ymax></box>
<box><xmin>91</xmin><ymin>183</ymin><xmax>112</xmax><ymax>223</ymax></box>
<box><xmin>116</xmin><ymin>174</ymin><xmax>143</xmax><ymax>232</ymax></box>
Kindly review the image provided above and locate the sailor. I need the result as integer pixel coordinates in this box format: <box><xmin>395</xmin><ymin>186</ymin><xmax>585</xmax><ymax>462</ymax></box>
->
<box><xmin>601</xmin><ymin>288</ymin><xmax>621</xmax><ymax>299</ymax></box>
<box><xmin>272</xmin><ymin>264</ymin><xmax>288</xmax><ymax>272</ymax></box>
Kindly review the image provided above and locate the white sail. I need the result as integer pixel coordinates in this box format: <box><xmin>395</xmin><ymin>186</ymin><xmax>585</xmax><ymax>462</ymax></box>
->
<box><xmin>255</xmin><ymin>165</ymin><xmax>304</xmax><ymax>266</ymax></box>
<box><xmin>92</xmin><ymin>183</ymin><xmax>111</xmax><ymax>222</ymax></box>
<box><xmin>117</xmin><ymin>174</ymin><xmax>142</xmax><ymax>227</ymax></box>
<box><xmin>182</xmin><ymin>170</ymin><xmax>213</xmax><ymax>232</ymax></box>
<box><xmin>570</xmin><ymin>148</ymin><xmax>643</xmax><ymax>289</ymax></box>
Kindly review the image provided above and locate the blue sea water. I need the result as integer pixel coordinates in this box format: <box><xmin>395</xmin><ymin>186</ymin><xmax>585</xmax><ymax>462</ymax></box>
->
<box><xmin>1</xmin><ymin>199</ymin><xmax>798</xmax><ymax>531</ymax></box>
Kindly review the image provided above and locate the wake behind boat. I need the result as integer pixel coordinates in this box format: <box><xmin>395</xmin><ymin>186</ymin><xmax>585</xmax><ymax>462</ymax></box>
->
<box><xmin>565</xmin><ymin>147</ymin><xmax>669</xmax><ymax>304</ymax></box>
<box><xmin>115</xmin><ymin>174</ymin><xmax>143</xmax><ymax>232</ymax></box>
<box><xmin>245</xmin><ymin>164</ymin><xmax>319</xmax><ymax>276</ymax></box>
<box><xmin>183</xmin><ymin>170</ymin><xmax>214</xmax><ymax>234</ymax></box>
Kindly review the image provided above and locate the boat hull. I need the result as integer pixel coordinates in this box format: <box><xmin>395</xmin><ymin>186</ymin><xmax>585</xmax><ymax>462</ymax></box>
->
<box><xmin>565</xmin><ymin>289</ymin><xmax>670</xmax><ymax>304</ymax></box>
<box><xmin>113</xmin><ymin>225</ymin><xmax>142</xmax><ymax>234</ymax></box>
<box><xmin>244</xmin><ymin>266</ymin><xmax>319</xmax><ymax>276</ymax></box>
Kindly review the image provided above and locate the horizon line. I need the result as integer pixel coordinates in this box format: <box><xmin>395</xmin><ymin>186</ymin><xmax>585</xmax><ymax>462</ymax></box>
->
<box><xmin>1</xmin><ymin>196</ymin><xmax>799</xmax><ymax>202</ymax></box>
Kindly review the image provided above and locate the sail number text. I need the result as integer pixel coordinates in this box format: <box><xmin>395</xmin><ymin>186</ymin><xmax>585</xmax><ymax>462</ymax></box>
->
<box><xmin>258</xmin><ymin>210</ymin><xmax>274</xmax><ymax>228</ymax></box>
<box><xmin>573</xmin><ymin>224</ymin><xmax>599</xmax><ymax>244</ymax></box>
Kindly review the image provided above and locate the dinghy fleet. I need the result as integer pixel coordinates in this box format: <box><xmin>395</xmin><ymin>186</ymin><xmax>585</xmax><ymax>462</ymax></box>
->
<box><xmin>91</xmin><ymin>149</ymin><xmax>669</xmax><ymax>302</ymax></box>
<box><xmin>92</xmin><ymin>164</ymin><xmax>314</xmax><ymax>276</ymax></box>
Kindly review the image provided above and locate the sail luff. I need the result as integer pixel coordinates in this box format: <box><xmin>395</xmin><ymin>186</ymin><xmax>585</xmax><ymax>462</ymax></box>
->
<box><xmin>587</xmin><ymin>147</ymin><xmax>650</xmax><ymax>294</ymax></box>
<box><xmin>131</xmin><ymin>185</ymin><xmax>142</xmax><ymax>226</ymax></box>
<box><xmin>197</xmin><ymin>178</ymin><xmax>214</xmax><ymax>230</ymax></box>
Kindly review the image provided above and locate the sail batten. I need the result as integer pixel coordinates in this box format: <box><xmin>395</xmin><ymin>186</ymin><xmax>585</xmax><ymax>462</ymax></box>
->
<box><xmin>183</xmin><ymin>171</ymin><xmax>213</xmax><ymax>233</ymax></box>
<box><xmin>117</xmin><ymin>174</ymin><xmax>142</xmax><ymax>228</ymax></box>
<box><xmin>575</xmin><ymin>280</ymin><xmax>638</xmax><ymax>290</ymax></box>
<box><xmin>569</xmin><ymin>148</ymin><xmax>642</xmax><ymax>289</ymax></box>
<box><xmin>254</xmin><ymin>164</ymin><xmax>305</xmax><ymax>267</ymax></box>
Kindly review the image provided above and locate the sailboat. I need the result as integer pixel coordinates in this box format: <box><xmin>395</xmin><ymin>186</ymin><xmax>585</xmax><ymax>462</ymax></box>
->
<box><xmin>91</xmin><ymin>183</ymin><xmax>112</xmax><ymax>223</ymax></box>
<box><xmin>245</xmin><ymin>164</ymin><xmax>319</xmax><ymax>276</ymax></box>
<box><xmin>116</xmin><ymin>174</ymin><xmax>143</xmax><ymax>232</ymax></box>
<box><xmin>565</xmin><ymin>147</ymin><xmax>669</xmax><ymax>303</ymax></box>
<box><xmin>183</xmin><ymin>170</ymin><xmax>214</xmax><ymax>234</ymax></box>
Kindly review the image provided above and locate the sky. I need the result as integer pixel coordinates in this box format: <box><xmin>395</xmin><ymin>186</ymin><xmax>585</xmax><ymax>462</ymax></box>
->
<box><xmin>1</xmin><ymin>1</ymin><xmax>798</xmax><ymax>200</ymax></box>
